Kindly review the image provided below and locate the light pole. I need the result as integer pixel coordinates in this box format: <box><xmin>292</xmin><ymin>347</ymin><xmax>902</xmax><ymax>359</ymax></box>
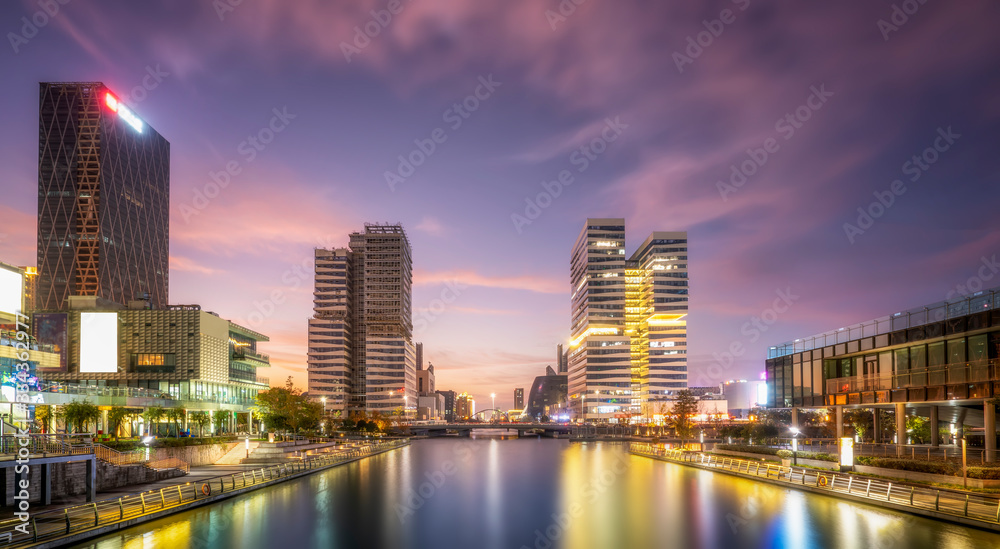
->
<box><xmin>491</xmin><ymin>393</ymin><xmax>496</xmax><ymax>422</ymax></box>
<box><xmin>790</xmin><ymin>427</ymin><xmax>800</xmax><ymax>465</ymax></box>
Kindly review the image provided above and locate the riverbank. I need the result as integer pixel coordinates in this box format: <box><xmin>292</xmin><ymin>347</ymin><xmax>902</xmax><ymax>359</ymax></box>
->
<box><xmin>0</xmin><ymin>439</ymin><xmax>409</xmax><ymax>548</ymax></box>
<box><xmin>629</xmin><ymin>442</ymin><xmax>1000</xmax><ymax>533</ymax></box>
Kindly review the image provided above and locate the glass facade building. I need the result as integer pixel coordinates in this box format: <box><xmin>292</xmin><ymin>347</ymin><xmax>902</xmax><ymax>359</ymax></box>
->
<box><xmin>36</xmin><ymin>82</ymin><xmax>169</xmax><ymax>311</ymax></box>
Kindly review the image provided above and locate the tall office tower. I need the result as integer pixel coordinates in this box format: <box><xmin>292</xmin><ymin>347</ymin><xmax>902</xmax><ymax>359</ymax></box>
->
<box><xmin>416</xmin><ymin>342</ymin><xmax>423</xmax><ymax>370</ymax></box>
<box><xmin>514</xmin><ymin>388</ymin><xmax>524</xmax><ymax>410</ymax></box>
<box><xmin>628</xmin><ymin>232</ymin><xmax>689</xmax><ymax>417</ymax></box>
<box><xmin>36</xmin><ymin>82</ymin><xmax>169</xmax><ymax>311</ymax></box>
<box><xmin>308</xmin><ymin>224</ymin><xmax>415</xmax><ymax>414</ymax></box>
<box><xmin>568</xmin><ymin>219</ymin><xmax>630</xmax><ymax>421</ymax></box>
<box><xmin>556</xmin><ymin>343</ymin><xmax>568</xmax><ymax>374</ymax></box>
<box><xmin>307</xmin><ymin>248</ymin><xmax>354</xmax><ymax>412</ymax></box>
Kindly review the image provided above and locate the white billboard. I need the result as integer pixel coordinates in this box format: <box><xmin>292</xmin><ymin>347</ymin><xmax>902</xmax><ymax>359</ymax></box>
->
<box><xmin>0</xmin><ymin>266</ymin><xmax>23</xmax><ymax>317</ymax></box>
<box><xmin>80</xmin><ymin>312</ymin><xmax>118</xmax><ymax>373</ymax></box>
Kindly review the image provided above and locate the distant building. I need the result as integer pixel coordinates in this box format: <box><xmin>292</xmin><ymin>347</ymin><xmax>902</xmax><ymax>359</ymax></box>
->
<box><xmin>455</xmin><ymin>392</ymin><xmax>475</xmax><ymax>420</ymax></box>
<box><xmin>417</xmin><ymin>363</ymin><xmax>435</xmax><ymax>395</ymax></box>
<box><xmin>36</xmin><ymin>82</ymin><xmax>170</xmax><ymax>311</ymax></box>
<box><xmin>417</xmin><ymin>392</ymin><xmax>445</xmax><ymax>420</ymax></box>
<box><xmin>436</xmin><ymin>389</ymin><xmax>456</xmax><ymax>422</ymax></box>
<box><xmin>556</xmin><ymin>344</ymin><xmax>567</xmax><ymax>374</ymax></box>
<box><xmin>720</xmin><ymin>380</ymin><xmax>765</xmax><ymax>419</ymax></box>
<box><xmin>514</xmin><ymin>387</ymin><xmax>524</xmax><ymax>410</ymax></box>
<box><xmin>524</xmin><ymin>366</ymin><xmax>568</xmax><ymax>421</ymax></box>
<box><xmin>416</xmin><ymin>342</ymin><xmax>423</xmax><ymax>370</ymax></box>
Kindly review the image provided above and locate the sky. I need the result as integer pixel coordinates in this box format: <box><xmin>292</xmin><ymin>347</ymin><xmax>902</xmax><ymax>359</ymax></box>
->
<box><xmin>1</xmin><ymin>0</ymin><xmax>999</xmax><ymax>411</ymax></box>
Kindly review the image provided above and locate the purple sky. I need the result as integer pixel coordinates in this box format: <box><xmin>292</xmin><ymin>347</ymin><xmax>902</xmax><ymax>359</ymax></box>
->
<box><xmin>1</xmin><ymin>1</ymin><xmax>999</xmax><ymax>411</ymax></box>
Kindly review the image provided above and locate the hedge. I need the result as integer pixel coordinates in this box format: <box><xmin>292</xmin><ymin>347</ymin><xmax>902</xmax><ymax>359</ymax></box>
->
<box><xmin>715</xmin><ymin>444</ymin><xmax>781</xmax><ymax>456</ymax></box>
<box><xmin>966</xmin><ymin>466</ymin><xmax>1000</xmax><ymax>480</ymax></box>
<box><xmin>855</xmin><ymin>456</ymin><xmax>957</xmax><ymax>475</ymax></box>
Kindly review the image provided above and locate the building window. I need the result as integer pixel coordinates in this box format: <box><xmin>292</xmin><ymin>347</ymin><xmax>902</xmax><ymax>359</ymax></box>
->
<box><xmin>131</xmin><ymin>353</ymin><xmax>176</xmax><ymax>373</ymax></box>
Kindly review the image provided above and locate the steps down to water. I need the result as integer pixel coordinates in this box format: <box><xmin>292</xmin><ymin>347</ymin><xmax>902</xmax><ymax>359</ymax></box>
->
<box><xmin>215</xmin><ymin>441</ymin><xmax>260</xmax><ymax>464</ymax></box>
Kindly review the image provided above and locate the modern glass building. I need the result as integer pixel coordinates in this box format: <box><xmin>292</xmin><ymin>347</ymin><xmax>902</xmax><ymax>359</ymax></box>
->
<box><xmin>765</xmin><ymin>287</ymin><xmax>1000</xmax><ymax>459</ymax></box>
<box><xmin>567</xmin><ymin>219</ymin><xmax>689</xmax><ymax>422</ymax></box>
<box><xmin>36</xmin><ymin>82</ymin><xmax>169</xmax><ymax>311</ymax></box>
<box><xmin>307</xmin><ymin>224</ymin><xmax>416</xmax><ymax>414</ymax></box>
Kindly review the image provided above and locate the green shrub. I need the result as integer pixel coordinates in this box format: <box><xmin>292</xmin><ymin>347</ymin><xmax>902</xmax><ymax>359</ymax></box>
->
<box><xmin>856</xmin><ymin>456</ymin><xmax>957</xmax><ymax>475</ymax></box>
<box><xmin>101</xmin><ymin>440</ymin><xmax>141</xmax><ymax>452</ymax></box>
<box><xmin>967</xmin><ymin>466</ymin><xmax>1000</xmax><ymax>480</ymax></box>
<box><xmin>798</xmin><ymin>452</ymin><xmax>838</xmax><ymax>462</ymax></box>
<box><xmin>715</xmin><ymin>444</ymin><xmax>781</xmax><ymax>456</ymax></box>
<box><xmin>776</xmin><ymin>450</ymin><xmax>793</xmax><ymax>459</ymax></box>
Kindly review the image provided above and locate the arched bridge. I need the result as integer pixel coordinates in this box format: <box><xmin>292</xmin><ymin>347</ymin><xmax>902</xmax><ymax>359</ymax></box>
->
<box><xmin>401</xmin><ymin>422</ymin><xmax>573</xmax><ymax>437</ymax></box>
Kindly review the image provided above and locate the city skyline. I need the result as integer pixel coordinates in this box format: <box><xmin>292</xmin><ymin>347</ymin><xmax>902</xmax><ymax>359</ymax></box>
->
<box><xmin>1</xmin><ymin>1</ymin><xmax>999</xmax><ymax>411</ymax></box>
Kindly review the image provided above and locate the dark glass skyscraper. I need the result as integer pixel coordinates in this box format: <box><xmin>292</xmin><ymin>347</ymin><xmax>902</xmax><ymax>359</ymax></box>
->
<box><xmin>36</xmin><ymin>82</ymin><xmax>169</xmax><ymax>311</ymax></box>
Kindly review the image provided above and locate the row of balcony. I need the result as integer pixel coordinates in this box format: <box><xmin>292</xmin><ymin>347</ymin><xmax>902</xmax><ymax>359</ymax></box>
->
<box><xmin>827</xmin><ymin>359</ymin><xmax>999</xmax><ymax>394</ymax></box>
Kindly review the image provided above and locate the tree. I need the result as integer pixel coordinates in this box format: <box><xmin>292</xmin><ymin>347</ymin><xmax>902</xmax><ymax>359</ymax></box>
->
<box><xmin>906</xmin><ymin>416</ymin><xmax>931</xmax><ymax>444</ymax></box>
<box><xmin>34</xmin><ymin>405</ymin><xmax>53</xmax><ymax>433</ymax></box>
<box><xmin>212</xmin><ymin>411</ymin><xmax>228</xmax><ymax>435</ymax></box>
<box><xmin>143</xmin><ymin>406</ymin><xmax>166</xmax><ymax>436</ymax></box>
<box><xmin>107</xmin><ymin>407</ymin><xmax>132</xmax><ymax>440</ymax></box>
<box><xmin>667</xmin><ymin>390</ymin><xmax>699</xmax><ymax>446</ymax></box>
<box><xmin>189</xmin><ymin>411</ymin><xmax>210</xmax><ymax>437</ymax></box>
<box><xmin>165</xmin><ymin>408</ymin><xmax>185</xmax><ymax>437</ymax></box>
<box><xmin>844</xmin><ymin>409</ymin><xmax>871</xmax><ymax>441</ymax></box>
<box><xmin>63</xmin><ymin>400</ymin><xmax>100</xmax><ymax>434</ymax></box>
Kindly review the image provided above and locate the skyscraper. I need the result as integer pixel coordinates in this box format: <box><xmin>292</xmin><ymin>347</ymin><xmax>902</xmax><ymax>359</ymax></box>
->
<box><xmin>514</xmin><ymin>387</ymin><xmax>524</xmax><ymax>410</ymax></box>
<box><xmin>568</xmin><ymin>219</ymin><xmax>630</xmax><ymax>421</ymax></box>
<box><xmin>36</xmin><ymin>82</ymin><xmax>169</xmax><ymax>311</ymax></box>
<box><xmin>567</xmin><ymin>219</ymin><xmax>688</xmax><ymax>421</ymax></box>
<box><xmin>307</xmin><ymin>224</ymin><xmax>415</xmax><ymax>414</ymax></box>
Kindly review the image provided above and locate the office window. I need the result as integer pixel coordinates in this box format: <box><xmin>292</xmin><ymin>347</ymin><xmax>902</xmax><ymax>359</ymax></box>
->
<box><xmin>947</xmin><ymin>338</ymin><xmax>966</xmax><ymax>365</ymax></box>
<box><xmin>969</xmin><ymin>334</ymin><xmax>988</xmax><ymax>363</ymax></box>
<box><xmin>928</xmin><ymin>342</ymin><xmax>945</xmax><ymax>368</ymax></box>
<box><xmin>894</xmin><ymin>348</ymin><xmax>909</xmax><ymax>373</ymax></box>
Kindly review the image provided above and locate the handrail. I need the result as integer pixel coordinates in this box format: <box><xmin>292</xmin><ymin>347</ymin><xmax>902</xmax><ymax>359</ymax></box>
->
<box><xmin>827</xmin><ymin>359</ymin><xmax>999</xmax><ymax>394</ymax></box>
<box><xmin>0</xmin><ymin>438</ymin><xmax>409</xmax><ymax>547</ymax></box>
<box><xmin>629</xmin><ymin>442</ymin><xmax>1000</xmax><ymax>527</ymax></box>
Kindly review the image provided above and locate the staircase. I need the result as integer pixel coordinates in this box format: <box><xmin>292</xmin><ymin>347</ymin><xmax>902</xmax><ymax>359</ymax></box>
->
<box><xmin>215</xmin><ymin>440</ymin><xmax>259</xmax><ymax>464</ymax></box>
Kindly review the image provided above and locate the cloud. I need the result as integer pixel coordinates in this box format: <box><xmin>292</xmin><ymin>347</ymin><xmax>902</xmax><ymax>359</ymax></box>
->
<box><xmin>414</xmin><ymin>216</ymin><xmax>445</xmax><ymax>236</ymax></box>
<box><xmin>413</xmin><ymin>269</ymin><xmax>564</xmax><ymax>294</ymax></box>
<box><xmin>170</xmin><ymin>255</ymin><xmax>222</xmax><ymax>275</ymax></box>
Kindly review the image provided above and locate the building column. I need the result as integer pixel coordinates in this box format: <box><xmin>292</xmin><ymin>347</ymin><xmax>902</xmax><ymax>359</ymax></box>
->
<box><xmin>930</xmin><ymin>406</ymin><xmax>939</xmax><ymax>447</ymax></box>
<box><xmin>791</xmin><ymin>408</ymin><xmax>799</xmax><ymax>431</ymax></box>
<box><xmin>41</xmin><ymin>463</ymin><xmax>52</xmax><ymax>506</ymax></box>
<box><xmin>895</xmin><ymin>402</ymin><xmax>906</xmax><ymax>457</ymax></box>
<box><xmin>85</xmin><ymin>457</ymin><xmax>96</xmax><ymax>503</ymax></box>
<box><xmin>958</xmin><ymin>407</ymin><xmax>968</xmax><ymax>441</ymax></box>
<box><xmin>872</xmin><ymin>408</ymin><xmax>880</xmax><ymax>444</ymax></box>
<box><xmin>100</xmin><ymin>409</ymin><xmax>108</xmax><ymax>436</ymax></box>
<box><xmin>2</xmin><ymin>466</ymin><xmax>11</xmax><ymax>507</ymax></box>
<box><xmin>985</xmin><ymin>401</ymin><xmax>996</xmax><ymax>463</ymax></box>
<box><xmin>835</xmin><ymin>406</ymin><xmax>844</xmax><ymax>439</ymax></box>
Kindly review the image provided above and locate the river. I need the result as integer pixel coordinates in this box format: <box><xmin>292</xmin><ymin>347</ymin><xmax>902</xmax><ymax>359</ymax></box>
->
<box><xmin>73</xmin><ymin>435</ymin><xmax>1000</xmax><ymax>549</ymax></box>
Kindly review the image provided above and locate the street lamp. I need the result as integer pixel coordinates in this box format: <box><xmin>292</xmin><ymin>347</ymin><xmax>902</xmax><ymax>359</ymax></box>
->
<box><xmin>790</xmin><ymin>427</ymin><xmax>800</xmax><ymax>465</ymax></box>
<box><xmin>491</xmin><ymin>393</ymin><xmax>496</xmax><ymax>421</ymax></box>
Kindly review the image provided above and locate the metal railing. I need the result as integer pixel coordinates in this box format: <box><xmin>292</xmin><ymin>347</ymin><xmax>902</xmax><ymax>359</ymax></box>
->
<box><xmin>0</xmin><ymin>435</ymin><xmax>94</xmax><ymax>458</ymax></box>
<box><xmin>827</xmin><ymin>359</ymin><xmax>998</xmax><ymax>394</ymax></box>
<box><xmin>0</xmin><ymin>439</ymin><xmax>408</xmax><ymax>547</ymax></box>
<box><xmin>629</xmin><ymin>443</ymin><xmax>1000</xmax><ymax>527</ymax></box>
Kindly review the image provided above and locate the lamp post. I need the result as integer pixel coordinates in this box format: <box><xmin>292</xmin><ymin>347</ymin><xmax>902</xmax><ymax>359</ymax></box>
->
<box><xmin>491</xmin><ymin>393</ymin><xmax>496</xmax><ymax>422</ymax></box>
<box><xmin>790</xmin><ymin>427</ymin><xmax>800</xmax><ymax>465</ymax></box>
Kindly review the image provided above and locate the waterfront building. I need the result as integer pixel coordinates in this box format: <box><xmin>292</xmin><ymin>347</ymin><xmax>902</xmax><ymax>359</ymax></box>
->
<box><xmin>567</xmin><ymin>219</ymin><xmax>688</xmax><ymax>421</ymax></box>
<box><xmin>523</xmin><ymin>366</ymin><xmax>569</xmax><ymax>421</ymax></box>
<box><xmin>417</xmin><ymin>362</ymin><xmax>435</xmax><ymax>395</ymax></box>
<box><xmin>514</xmin><ymin>387</ymin><xmax>524</xmax><ymax>410</ymax></box>
<box><xmin>436</xmin><ymin>389</ymin><xmax>456</xmax><ymax>421</ymax></box>
<box><xmin>720</xmin><ymin>379</ymin><xmax>766</xmax><ymax>418</ymax></box>
<box><xmin>765</xmin><ymin>286</ymin><xmax>1000</xmax><ymax>460</ymax></box>
<box><xmin>36</xmin><ymin>82</ymin><xmax>169</xmax><ymax>311</ymax></box>
<box><xmin>455</xmin><ymin>392</ymin><xmax>475</xmax><ymax>420</ymax></box>
<box><xmin>307</xmin><ymin>224</ymin><xmax>416</xmax><ymax>414</ymax></box>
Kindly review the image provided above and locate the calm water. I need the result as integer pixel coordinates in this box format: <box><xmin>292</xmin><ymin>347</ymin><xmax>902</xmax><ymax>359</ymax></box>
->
<box><xmin>75</xmin><ymin>435</ymin><xmax>1000</xmax><ymax>549</ymax></box>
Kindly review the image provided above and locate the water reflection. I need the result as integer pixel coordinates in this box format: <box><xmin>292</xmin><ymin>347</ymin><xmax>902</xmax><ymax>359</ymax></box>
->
<box><xmin>77</xmin><ymin>436</ymin><xmax>1000</xmax><ymax>549</ymax></box>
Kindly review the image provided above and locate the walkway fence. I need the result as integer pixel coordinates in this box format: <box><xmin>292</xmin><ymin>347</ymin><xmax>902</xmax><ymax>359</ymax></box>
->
<box><xmin>629</xmin><ymin>442</ymin><xmax>1000</xmax><ymax>528</ymax></box>
<box><xmin>770</xmin><ymin>440</ymin><xmax>994</xmax><ymax>464</ymax></box>
<box><xmin>0</xmin><ymin>435</ymin><xmax>94</xmax><ymax>459</ymax></box>
<box><xmin>0</xmin><ymin>439</ymin><xmax>408</xmax><ymax>547</ymax></box>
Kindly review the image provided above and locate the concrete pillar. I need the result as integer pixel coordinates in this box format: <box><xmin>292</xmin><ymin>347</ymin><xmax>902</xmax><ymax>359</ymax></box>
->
<box><xmin>872</xmin><ymin>409</ymin><xmax>879</xmax><ymax>444</ymax></box>
<box><xmin>2</xmin><ymin>466</ymin><xmax>11</xmax><ymax>507</ymax></box>
<box><xmin>895</xmin><ymin>402</ymin><xmax>906</xmax><ymax>457</ymax></box>
<box><xmin>791</xmin><ymin>408</ymin><xmax>799</xmax><ymax>431</ymax></box>
<box><xmin>985</xmin><ymin>401</ymin><xmax>996</xmax><ymax>463</ymax></box>
<box><xmin>835</xmin><ymin>406</ymin><xmax>844</xmax><ymax>439</ymax></box>
<box><xmin>86</xmin><ymin>457</ymin><xmax>96</xmax><ymax>503</ymax></box>
<box><xmin>958</xmin><ymin>407</ymin><xmax>968</xmax><ymax>440</ymax></box>
<box><xmin>930</xmin><ymin>406</ymin><xmax>939</xmax><ymax>447</ymax></box>
<box><xmin>41</xmin><ymin>463</ymin><xmax>52</xmax><ymax>505</ymax></box>
<box><xmin>101</xmin><ymin>409</ymin><xmax>108</xmax><ymax>436</ymax></box>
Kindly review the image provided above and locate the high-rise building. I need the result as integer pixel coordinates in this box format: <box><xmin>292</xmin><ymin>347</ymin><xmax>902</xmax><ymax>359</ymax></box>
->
<box><xmin>307</xmin><ymin>224</ymin><xmax>415</xmax><ymax>414</ymax></box>
<box><xmin>436</xmin><ymin>389</ymin><xmax>456</xmax><ymax>422</ymax></box>
<box><xmin>567</xmin><ymin>219</ymin><xmax>688</xmax><ymax>421</ymax></box>
<box><xmin>416</xmin><ymin>342</ymin><xmax>423</xmax><ymax>370</ymax></box>
<box><xmin>556</xmin><ymin>343</ymin><xmax>568</xmax><ymax>374</ymax></box>
<box><xmin>568</xmin><ymin>219</ymin><xmax>630</xmax><ymax>421</ymax></box>
<box><xmin>36</xmin><ymin>82</ymin><xmax>169</xmax><ymax>311</ymax></box>
<box><xmin>417</xmin><ymin>362</ymin><xmax>435</xmax><ymax>395</ymax></box>
<box><xmin>514</xmin><ymin>387</ymin><xmax>524</xmax><ymax>410</ymax></box>
<box><xmin>629</xmin><ymin>232</ymin><xmax>689</xmax><ymax>417</ymax></box>
<box><xmin>307</xmin><ymin>248</ymin><xmax>353</xmax><ymax>412</ymax></box>
<box><xmin>455</xmin><ymin>392</ymin><xmax>475</xmax><ymax>420</ymax></box>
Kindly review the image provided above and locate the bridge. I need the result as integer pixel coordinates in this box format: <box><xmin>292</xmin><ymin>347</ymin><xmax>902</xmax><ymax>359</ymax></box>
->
<box><xmin>401</xmin><ymin>423</ymin><xmax>573</xmax><ymax>437</ymax></box>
